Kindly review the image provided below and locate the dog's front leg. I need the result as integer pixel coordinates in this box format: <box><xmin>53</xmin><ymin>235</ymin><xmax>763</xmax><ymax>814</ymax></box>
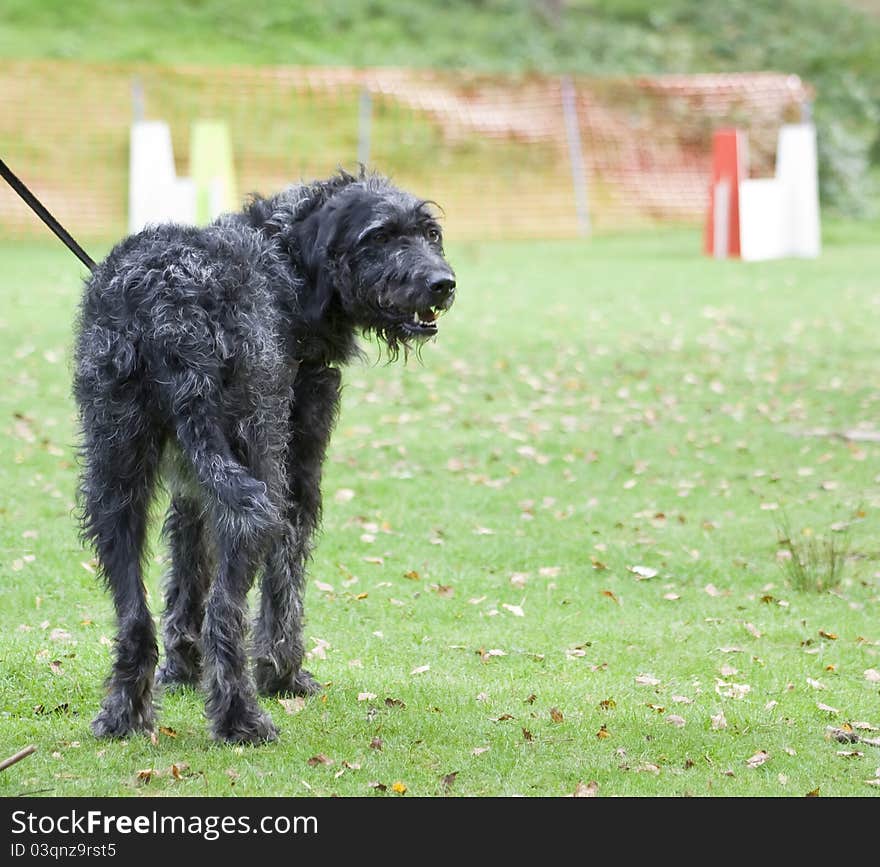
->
<box><xmin>254</xmin><ymin>364</ymin><xmax>341</xmax><ymax>696</ymax></box>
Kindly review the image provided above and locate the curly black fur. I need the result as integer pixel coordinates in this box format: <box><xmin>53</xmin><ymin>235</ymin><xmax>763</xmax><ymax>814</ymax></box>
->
<box><xmin>73</xmin><ymin>170</ymin><xmax>455</xmax><ymax>743</ymax></box>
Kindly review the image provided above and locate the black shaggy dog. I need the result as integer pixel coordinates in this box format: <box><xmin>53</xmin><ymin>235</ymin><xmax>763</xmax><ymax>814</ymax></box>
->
<box><xmin>74</xmin><ymin>170</ymin><xmax>455</xmax><ymax>743</ymax></box>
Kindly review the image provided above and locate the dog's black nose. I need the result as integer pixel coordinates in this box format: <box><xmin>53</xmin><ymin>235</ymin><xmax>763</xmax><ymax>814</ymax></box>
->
<box><xmin>428</xmin><ymin>273</ymin><xmax>456</xmax><ymax>300</ymax></box>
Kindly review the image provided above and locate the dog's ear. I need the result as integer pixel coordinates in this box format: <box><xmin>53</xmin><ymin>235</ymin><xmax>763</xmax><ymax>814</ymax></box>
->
<box><xmin>296</xmin><ymin>203</ymin><xmax>346</xmax><ymax>322</ymax></box>
<box><xmin>294</xmin><ymin>187</ymin><xmax>374</xmax><ymax>322</ymax></box>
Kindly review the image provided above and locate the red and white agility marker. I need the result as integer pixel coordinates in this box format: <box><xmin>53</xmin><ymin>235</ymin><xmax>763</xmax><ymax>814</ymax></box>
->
<box><xmin>704</xmin><ymin>128</ymin><xmax>747</xmax><ymax>259</ymax></box>
<box><xmin>704</xmin><ymin>124</ymin><xmax>820</xmax><ymax>261</ymax></box>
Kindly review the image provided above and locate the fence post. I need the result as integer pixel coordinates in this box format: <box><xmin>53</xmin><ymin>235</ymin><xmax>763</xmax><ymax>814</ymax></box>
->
<box><xmin>132</xmin><ymin>77</ymin><xmax>145</xmax><ymax>123</ymax></box>
<box><xmin>561</xmin><ymin>75</ymin><xmax>591</xmax><ymax>237</ymax></box>
<box><xmin>358</xmin><ymin>88</ymin><xmax>372</xmax><ymax>168</ymax></box>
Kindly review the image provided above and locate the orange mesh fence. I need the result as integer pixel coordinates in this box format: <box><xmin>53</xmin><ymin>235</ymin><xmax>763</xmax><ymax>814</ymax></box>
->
<box><xmin>0</xmin><ymin>60</ymin><xmax>811</xmax><ymax>241</ymax></box>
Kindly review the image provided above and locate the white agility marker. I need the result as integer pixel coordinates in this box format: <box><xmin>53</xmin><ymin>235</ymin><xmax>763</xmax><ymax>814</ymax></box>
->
<box><xmin>739</xmin><ymin>123</ymin><xmax>820</xmax><ymax>261</ymax></box>
<box><xmin>776</xmin><ymin>124</ymin><xmax>821</xmax><ymax>258</ymax></box>
<box><xmin>128</xmin><ymin>121</ymin><xmax>196</xmax><ymax>233</ymax></box>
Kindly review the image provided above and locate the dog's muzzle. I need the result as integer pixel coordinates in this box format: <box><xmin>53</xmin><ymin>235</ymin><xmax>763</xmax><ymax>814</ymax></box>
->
<box><xmin>401</xmin><ymin>271</ymin><xmax>455</xmax><ymax>337</ymax></box>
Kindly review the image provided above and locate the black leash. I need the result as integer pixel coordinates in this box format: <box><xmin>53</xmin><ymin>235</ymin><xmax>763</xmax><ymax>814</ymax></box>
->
<box><xmin>0</xmin><ymin>157</ymin><xmax>96</xmax><ymax>272</ymax></box>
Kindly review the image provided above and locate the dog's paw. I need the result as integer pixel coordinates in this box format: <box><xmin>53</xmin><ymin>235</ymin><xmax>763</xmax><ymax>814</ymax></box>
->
<box><xmin>91</xmin><ymin>699</ymin><xmax>155</xmax><ymax>740</ymax></box>
<box><xmin>212</xmin><ymin>709</ymin><xmax>278</xmax><ymax>745</ymax></box>
<box><xmin>288</xmin><ymin>669</ymin><xmax>322</xmax><ymax>696</ymax></box>
<box><xmin>255</xmin><ymin>662</ymin><xmax>322</xmax><ymax>697</ymax></box>
<box><xmin>156</xmin><ymin>662</ymin><xmax>200</xmax><ymax>693</ymax></box>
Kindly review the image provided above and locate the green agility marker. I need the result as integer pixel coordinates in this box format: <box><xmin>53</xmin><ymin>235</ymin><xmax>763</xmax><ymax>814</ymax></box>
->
<box><xmin>190</xmin><ymin>120</ymin><xmax>238</xmax><ymax>223</ymax></box>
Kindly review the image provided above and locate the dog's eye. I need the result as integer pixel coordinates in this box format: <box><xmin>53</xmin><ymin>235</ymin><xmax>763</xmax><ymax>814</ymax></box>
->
<box><xmin>426</xmin><ymin>227</ymin><xmax>441</xmax><ymax>244</ymax></box>
<box><xmin>372</xmin><ymin>230</ymin><xmax>389</xmax><ymax>244</ymax></box>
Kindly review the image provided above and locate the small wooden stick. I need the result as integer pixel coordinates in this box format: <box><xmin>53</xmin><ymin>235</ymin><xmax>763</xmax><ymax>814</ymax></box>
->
<box><xmin>0</xmin><ymin>745</ymin><xmax>37</xmax><ymax>772</ymax></box>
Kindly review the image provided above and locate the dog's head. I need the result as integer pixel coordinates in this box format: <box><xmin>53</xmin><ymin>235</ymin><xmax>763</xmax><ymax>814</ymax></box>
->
<box><xmin>292</xmin><ymin>173</ymin><xmax>456</xmax><ymax>349</ymax></box>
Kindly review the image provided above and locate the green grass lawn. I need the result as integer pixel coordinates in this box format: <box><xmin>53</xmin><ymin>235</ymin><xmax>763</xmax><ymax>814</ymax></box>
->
<box><xmin>1</xmin><ymin>224</ymin><xmax>879</xmax><ymax>797</ymax></box>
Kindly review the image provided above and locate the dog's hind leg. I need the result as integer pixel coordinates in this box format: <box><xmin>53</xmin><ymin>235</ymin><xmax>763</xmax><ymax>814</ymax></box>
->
<box><xmin>155</xmin><ymin>359</ymin><xmax>281</xmax><ymax>740</ymax></box>
<box><xmin>80</xmin><ymin>418</ymin><xmax>161</xmax><ymax>739</ymax></box>
<box><xmin>178</xmin><ymin>424</ymin><xmax>278</xmax><ymax>741</ymax></box>
<box><xmin>254</xmin><ymin>365</ymin><xmax>341</xmax><ymax>697</ymax></box>
<box><xmin>201</xmin><ymin>518</ymin><xmax>278</xmax><ymax>743</ymax></box>
<box><xmin>156</xmin><ymin>496</ymin><xmax>212</xmax><ymax>691</ymax></box>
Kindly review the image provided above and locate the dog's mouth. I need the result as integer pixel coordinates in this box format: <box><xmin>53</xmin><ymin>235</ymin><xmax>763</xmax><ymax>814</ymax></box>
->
<box><xmin>400</xmin><ymin>306</ymin><xmax>445</xmax><ymax>337</ymax></box>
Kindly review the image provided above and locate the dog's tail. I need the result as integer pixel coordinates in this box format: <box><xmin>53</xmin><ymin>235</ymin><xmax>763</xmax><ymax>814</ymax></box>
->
<box><xmin>173</xmin><ymin>410</ymin><xmax>280</xmax><ymax>546</ymax></box>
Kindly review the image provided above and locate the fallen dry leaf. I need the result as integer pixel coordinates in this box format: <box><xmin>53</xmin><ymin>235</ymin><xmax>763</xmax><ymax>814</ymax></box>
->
<box><xmin>806</xmin><ymin>677</ymin><xmax>826</xmax><ymax>690</ymax></box>
<box><xmin>410</xmin><ymin>665</ymin><xmax>430</xmax><ymax>676</ymax></box>
<box><xmin>711</xmin><ymin>711</ymin><xmax>728</xmax><ymax>730</ymax></box>
<box><xmin>635</xmin><ymin>674</ymin><xmax>660</xmax><ymax>686</ymax></box>
<box><xmin>357</xmin><ymin>692</ymin><xmax>377</xmax><ymax>702</ymax></box>
<box><xmin>746</xmin><ymin>750</ymin><xmax>770</xmax><ymax>769</ymax></box>
<box><xmin>819</xmin><ymin>630</ymin><xmax>838</xmax><ymax>640</ymax></box>
<box><xmin>817</xmin><ymin>702</ymin><xmax>840</xmax><ymax>714</ymax></box>
<box><xmin>307</xmin><ymin>754</ymin><xmax>333</xmax><ymax>767</ymax></box>
<box><xmin>278</xmin><ymin>697</ymin><xmax>306</xmax><ymax>715</ymax></box>
<box><xmin>666</xmin><ymin>714</ymin><xmax>686</xmax><ymax>728</ymax></box>
<box><xmin>369</xmin><ymin>737</ymin><xmax>383</xmax><ymax>750</ymax></box>
<box><xmin>441</xmin><ymin>772</ymin><xmax>458</xmax><ymax>791</ymax></box>
<box><xmin>472</xmin><ymin>746</ymin><xmax>491</xmax><ymax>756</ymax></box>
<box><xmin>864</xmin><ymin>669</ymin><xmax>880</xmax><ymax>684</ymax></box>
<box><xmin>715</xmin><ymin>679</ymin><xmax>751</xmax><ymax>700</ymax></box>
<box><xmin>596</xmin><ymin>725</ymin><xmax>610</xmax><ymax>739</ymax></box>
<box><xmin>391</xmin><ymin>781</ymin><xmax>407</xmax><ymax>795</ymax></box>
<box><xmin>743</xmin><ymin>622</ymin><xmax>762</xmax><ymax>639</ymax></box>
<box><xmin>573</xmin><ymin>780</ymin><xmax>599</xmax><ymax>797</ymax></box>
<box><xmin>502</xmin><ymin>603</ymin><xmax>525</xmax><ymax>618</ymax></box>
<box><xmin>549</xmin><ymin>707</ymin><xmax>564</xmax><ymax>723</ymax></box>
<box><xmin>628</xmin><ymin>565</ymin><xmax>658</xmax><ymax>580</ymax></box>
